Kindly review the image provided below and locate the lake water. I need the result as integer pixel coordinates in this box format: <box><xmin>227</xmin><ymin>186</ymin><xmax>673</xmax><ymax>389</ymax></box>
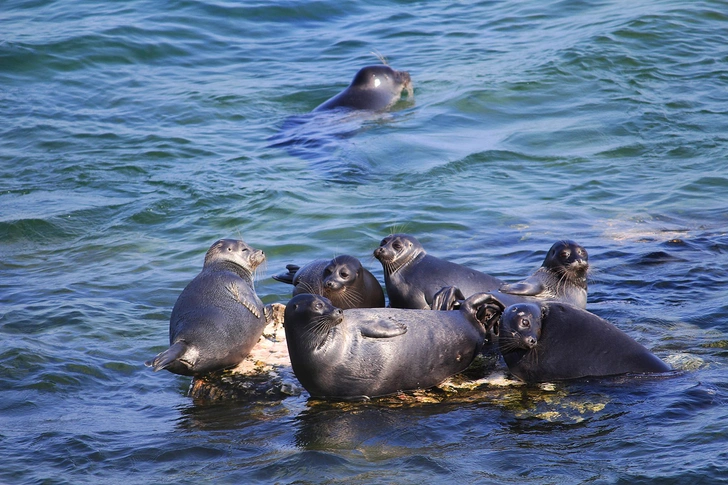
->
<box><xmin>2</xmin><ymin>0</ymin><xmax>728</xmax><ymax>483</ymax></box>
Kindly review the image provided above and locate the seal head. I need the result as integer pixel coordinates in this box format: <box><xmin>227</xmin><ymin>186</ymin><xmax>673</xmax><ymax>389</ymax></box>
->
<box><xmin>314</xmin><ymin>65</ymin><xmax>413</xmax><ymax>112</ymax></box>
<box><xmin>500</xmin><ymin>240</ymin><xmax>589</xmax><ymax>308</ymax></box>
<box><xmin>273</xmin><ymin>255</ymin><xmax>385</xmax><ymax>309</ymax></box>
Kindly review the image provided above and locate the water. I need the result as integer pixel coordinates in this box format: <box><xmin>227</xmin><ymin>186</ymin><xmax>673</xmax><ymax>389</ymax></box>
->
<box><xmin>2</xmin><ymin>0</ymin><xmax>728</xmax><ymax>483</ymax></box>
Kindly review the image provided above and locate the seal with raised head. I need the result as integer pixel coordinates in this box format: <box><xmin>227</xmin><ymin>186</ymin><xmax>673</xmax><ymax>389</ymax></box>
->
<box><xmin>497</xmin><ymin>301</ymin><xmax>671</xmax><ymax>383</ymax></box>
<box><xmin>145</xmin><ymin>239</ymin><xmax>267</xmax><ymax>376</ymax></box>
<box><xmin>314</xmin><ymin>64</ymin><xmax>413</xmax><ymax>112</ymax></box>
<box><xmin>373</xmin><ymin>233</ymin><xmax>504</xmax><ymax>309</ymax></box>
<box><xmin>499</xmin><ymin>240</ymin><xmax>589</xmax><ymax>308</ymax></box>
<box><xmin>272</xmin><ymin>255</ymin><xmax>385</xmax><ymax>309</ymax></box>
<box><xmin>283</xmin><ymin>292</ymin><xmax>499</xmax><ymax>400</ymax></box>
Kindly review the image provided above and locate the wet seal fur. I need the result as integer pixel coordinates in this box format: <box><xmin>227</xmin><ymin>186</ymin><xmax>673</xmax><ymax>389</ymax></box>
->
<box><xmin>314</xmin><ymin>64</ymin><xmax>413</xmax><ymax>112</ymax></box>
<box><xmin>497</xmin><ymin>301</ymin><xmax>671</xmax><ymax>383</ymax></box>
<box><xmin>374</xmin><ymin>233</ymin><xmax>504</xmax><ymax>309</ymax></box>
<box><xmin>283</xmin><ymin>293</ymin><xmax>500</xmax><ymax>400</ymax></box>
<box><xmin>145</xmin><ymin>239</ymin><xmax>267</xmax><ymax>376</ymax></box>
<box><xmin>273</xmin><ymin>255</ymin><xmax>384</xmax><ymax>309</ymax></box>
<box><xmin>499</xmin><ymin>240</ymin><xmax>589</xmax><ymax>308</ymax></box>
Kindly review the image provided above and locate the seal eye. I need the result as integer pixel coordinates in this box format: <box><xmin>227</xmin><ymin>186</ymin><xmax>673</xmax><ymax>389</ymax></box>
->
<box><xmin>520</xmin><ymin>318</ymin><xmax>531</xmax><ymax>329</ymax></box>
<box><xmin>393</xmin><ymin>242</ymin><xmax>403</xmax><ymax>251</ymax></box>
<box><xmin>560</xmin><ymin>250</ymin><xmax>571</xmax><ymax>260</ymax></box>
<box><xmin>314</xmin><ymin>302</ymin><xmax>324</xmax><ymax>311</ymax></box>
<box><xmin>340</xmin><ymin>271</ymin><xmax>349</xmax><ymax>279</ymax></box>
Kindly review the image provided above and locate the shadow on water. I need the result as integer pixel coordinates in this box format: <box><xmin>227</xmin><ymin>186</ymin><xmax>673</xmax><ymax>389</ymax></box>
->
<box><xmin>267</xmin><ymin>101</ymin><xmax>415</xmax><ymax>185</ymax></box>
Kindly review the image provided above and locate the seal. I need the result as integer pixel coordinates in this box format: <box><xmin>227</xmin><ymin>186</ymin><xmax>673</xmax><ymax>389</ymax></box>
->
<box><xmin>145</xmin><ymin>239</ymin><xmax>267</xmax><ymax>376</ymax></box>
<box><xmin>283</xmin><ymin>292</ymin><xmax>499</xmax><ymax>400</ymax></box>
<box><xmin>499</xmin><ymin>240</ymin><xmax>589</xmax><ymax>308</ymax></box>
<box><xmin>272</xmin><ymin>255</ymin><xmax>385</xmax><ymax>309</ymax></box>
<box><xmin>314</xmin><ymin>64</ymin><xmax>413</xmax><ymax>112</ymax></box>
<box><xmin>497</xmin><ymin>301</ymin><xmax>671</xmax><ymax>383</ymax></box>
<box><xmin>373</xmin><ymin>233</ymin><xmax>504</xmax><ymax>309</ymax></box>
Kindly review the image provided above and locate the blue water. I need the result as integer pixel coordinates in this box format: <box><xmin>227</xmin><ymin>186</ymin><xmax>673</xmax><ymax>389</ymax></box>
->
<box><xmin>2</xmin><ymin>0</ymin><xmax>728</xmax><ymax>483</ymax></box>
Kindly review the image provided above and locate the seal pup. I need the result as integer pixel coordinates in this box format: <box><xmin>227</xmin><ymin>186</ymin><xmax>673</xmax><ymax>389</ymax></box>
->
<box><xmin>373</xmin><ymin>233</ymin><xmax>504</xmax><ymax>309</ymax></box>
<box><xmin>499</xmin><ymin>240</ymin><xmax>589</xmax><ymax>308</ymax></box>
<box><xmin>497</xmin><ymin>301</ymin><xmax>671</xmax><ymax>383</ymax></box>
<box><xmin>314</xmin><ymin>64</ymin><xmax>413</xmax><ymax>112</ymax></box>
<box><xmin>283</xmin><ymin>293</ymin><xmax>499</xmax><ymax>400</ymax></box>
<box><xmin>145</xmin><ymin>239</ymin><xmax>267</xmax><ymax>376</ymax></box>
<box><xmin>272</xmin><ymin>255</ymin><xmax>385</xmax><ymax>309</ymax></box>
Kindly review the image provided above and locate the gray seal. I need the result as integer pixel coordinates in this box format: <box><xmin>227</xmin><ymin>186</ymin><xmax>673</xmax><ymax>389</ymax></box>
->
<box><xmin>272</xmin><ymin>255</ymin><xmax>385</xmax><ymax>309</ymax></box>
<box><xmin>145</xmin><ymin>239</ymin><xmax>267</xmax><ymax>376</ymax></box>
<box><xmin>373</xmin><ymin>233</ymin><xmax>504</xmax><ymax>309</ymax></box>
<box><xmin>499</xmin><ymin>240</ymin><xmax>589</xmax><ymax>308</ymax></box>
<box><xmin>314</xmin><ymin>64</ymin><xmax>413</xmax><ymax>112</ymax></box>
<box><xmin>283</xmin><ymin>293</ymin><xmax>498</xmax><ymax>400</ymax></box>
<box><xmin>498</xmin><ymin>301</ymin><xmax>671</xmax><ymax>383</ymax></box>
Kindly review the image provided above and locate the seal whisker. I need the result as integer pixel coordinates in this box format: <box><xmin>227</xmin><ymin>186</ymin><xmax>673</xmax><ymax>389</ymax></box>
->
<box><xmin>339</xmin><ymin>290</ymin><xmax>357</xmax><ymax>309</ymax></box>
<box><xmin>371</xmin><ymin>50</ymin><xmax>388</xmax><ymax>65</ymax></box>
<box><xmin>298</xmin><ymin>280</ymin><xmax>323</xmax><ymax>296</ymax></box>
<box><xmin>300</xmin><ymin>315</ymin><xmax>336</xmax><ymax>346</ymax></box>
<box><xmin>342</xmin><ymin>288</ymin><xmax>364</xmax><ymax>308</ymax></box>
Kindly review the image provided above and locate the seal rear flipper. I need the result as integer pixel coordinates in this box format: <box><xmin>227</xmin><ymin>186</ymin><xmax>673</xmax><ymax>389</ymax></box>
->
<box><xmin>272</xmin><ymin>264</ymin><xmax>300</xmax><ymax>285</ymax></box>
<box><xmin>431</xmin><ymin>286</ymin><xmax>465</xmax><ymax>311</ymax></box>
<box><xmin>145</xmin><ymin>341</ymin><xmax>190</xmax><ymax>372</ymax></box>
<box><xmin>499</xmin><ymin>281</ymin><xmax>544</xmax><ymax>296</ymax></box>
<box><xmin>360</xmin><ymin>319</ymin><xmax>407</xmax><ymax>339</ymax></box>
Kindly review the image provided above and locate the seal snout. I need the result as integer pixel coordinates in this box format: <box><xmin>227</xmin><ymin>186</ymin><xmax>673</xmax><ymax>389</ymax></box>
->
<box><xmin>330</xmin><ymin>307</ymin><xmax>345</xmax><ymax>326</ymax></box>
<box><xmin>373</xmin><ymin>246</ymin><xmax>390</xmax><ymax>261</ymax></box>
<box><xmin>325</xmin><ymin>279</ymin><xmax>342</xmax><ymax>290</ymax></box>
<box><xmin>397</xmin><ymin>70</ymin><xmax>411</xmax><ymax>85</ymax></box>
<box><xmin>252</xmin><ymin>249</ymin><xmax>266</xmax><ymax>265</ymax></box>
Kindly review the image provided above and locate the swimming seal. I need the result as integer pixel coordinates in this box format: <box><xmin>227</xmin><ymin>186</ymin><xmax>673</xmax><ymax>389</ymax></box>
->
<box><xmin>283</xmin><ymin>293</ymin><xmax>499</xmax><ymax>400</ymax></box>
<box><xmin>314</xmin><ymin>64</ymin><xmax>413</xmax><ymax>112</ymax></box>
<box><xmin>499</xmin><ymin>240</ymin><xmax>589</xmax><ymax>308</ymax></box>
<box><xmin>145</xmin><ymin>239</ymin><xmax>267</xmax><ymax>376</ymax></box>
<box><xmin>272</xmin><ymin>255</ymin><xmax>385</xmax><ymax>309</ymax></box>
<box><xmin>373</xmin><ymin>233</ymin><xmax>504</xmax><ymax>309</ymax></box>
<box><xmin>497</xmin><ymin>301</ymin><xmax>671</xmax><ymax>383</ymax></box>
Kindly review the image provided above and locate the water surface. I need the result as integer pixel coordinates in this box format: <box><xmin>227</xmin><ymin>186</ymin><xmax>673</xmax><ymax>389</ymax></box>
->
<box><xmin>2</xmin><ymin>0</ymin><xmax>728</xmax><ymax>483</ymax></box>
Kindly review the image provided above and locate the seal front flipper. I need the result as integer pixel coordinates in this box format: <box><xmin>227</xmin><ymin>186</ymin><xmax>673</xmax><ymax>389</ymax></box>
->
<box><xmin>145</xmin><ymin>341</ymin><xmax>194</xmax><ymax>372</ymax></box>
<box><xmin>359</xmin><ymin>319</ymin><xmax>407</xmax><ymax>338</ymax></box>
<box><xmin>272</xmin><ymin>264</ymin><xmax>301</xmax><ymax>285</ymax></box>
<box><xmin>499</xmin><ymin>281</ymin><xmax>545</xmax><ymax>297</ymax></box>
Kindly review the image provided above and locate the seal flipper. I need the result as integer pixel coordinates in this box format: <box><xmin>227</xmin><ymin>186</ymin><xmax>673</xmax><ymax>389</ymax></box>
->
<box><xmin>431</xmin><ymin>286</ymin><xmax>465</xmax><ymax>311</ymax></box>
<box><xmin>272</xmin><ymin>264</ymin><xmax>301</xmax><ymax>285</ymax></box>
<box><xmin>500</xmin><ymin>281</ymin><xmax>545</xmax><ymax>297</ymax></box>
<box><xmin>145</xmin><ymin>341</ymin><xmax>191</xmax><ymax>372</ymax></box>
<box><xmin>462</xmin><ymin>293</ymin><xmax>506</xmax><ymax>337</ymax></box>
<box><xmin>360</xmin><ymin>319</ymin><xmax>407</xmax><ymax>339</ymax></box>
